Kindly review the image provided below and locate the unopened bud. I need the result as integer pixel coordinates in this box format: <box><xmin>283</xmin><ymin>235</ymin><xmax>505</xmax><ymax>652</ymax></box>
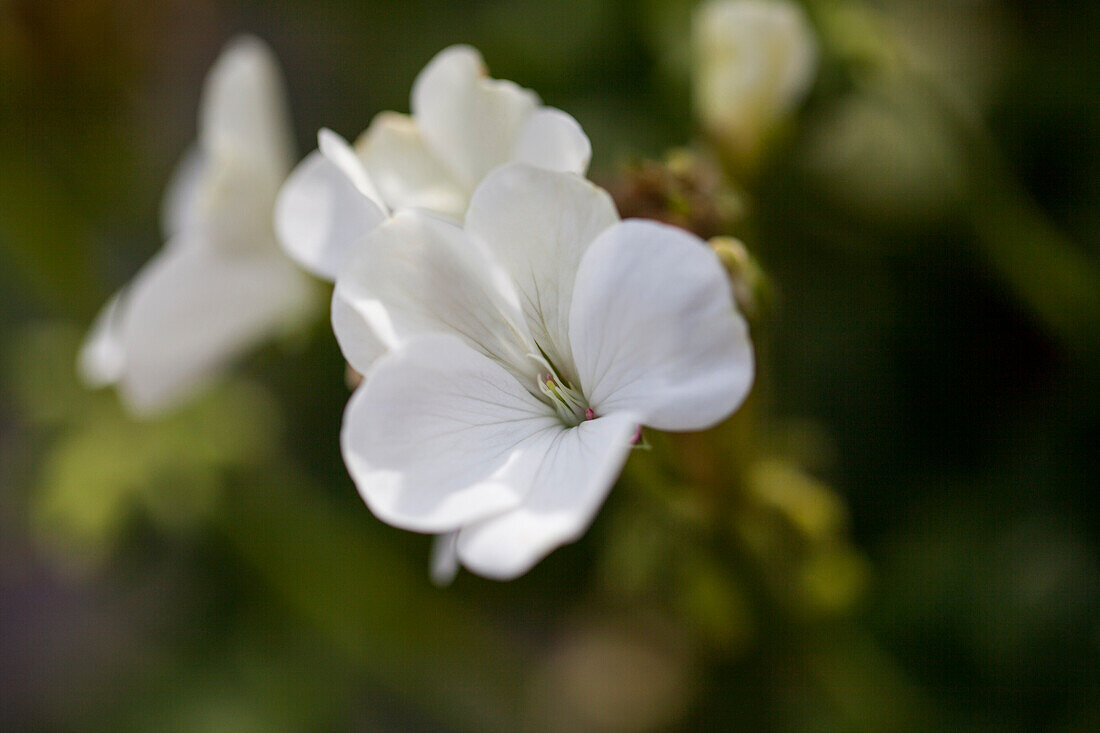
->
<box><xmin>612</xmin><ymin>149</ymin><xmax>744</xmax><ymax>239</ymax></box>
<box><xmin>709</xmin><ymin>236</ymin><xmax>771</xmax><ymax>320</ymax></box>
<box><xmin>692</xmin><ymin>0</ymin><xmax>819</xmax><ymax>170</ymax></box>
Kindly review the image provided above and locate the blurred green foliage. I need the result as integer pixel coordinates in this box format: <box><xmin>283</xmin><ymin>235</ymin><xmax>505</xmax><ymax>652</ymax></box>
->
<box><xmin>2</xmin><ymin>0</ymin><xmax>1098</xmax><ymax>731</ymax></box>
<box><xmin>8</xmin><ymin>323</ymin><xmax>280</xmax><ymax>568</ymax></box>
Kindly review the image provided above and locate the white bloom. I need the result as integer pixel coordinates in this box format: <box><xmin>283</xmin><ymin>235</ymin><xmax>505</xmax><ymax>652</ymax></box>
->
<box><xmin>334</xmin><ymin>164</ymin><xmax>754</xmax><ymax>580</ymax></box>
<box><xmin>274</xmin><ymin>44</ymin><xmax>591</xmax><ymax>281</ymax></box>
<box><xmin>693</xmin><ymin>0</ymin><xmax>818</xmax><ymax>158</ymax></box>
<box><xmin>79</xmin><ymin>36</ymin><xmax>315</xmax><ymax>415</ymax></box>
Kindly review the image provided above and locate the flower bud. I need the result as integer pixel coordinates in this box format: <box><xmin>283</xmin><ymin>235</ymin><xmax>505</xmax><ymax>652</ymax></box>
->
<box><xmin>612</xmin><ymin>149</ymin><xmax>744</xmax><ymax>240</ymax></box>
<box><xmin>709</xmin><ymin>236</ymin><xmax>771</xmax><ymax>320</ymax></box>
<box><xmin>692</xmin><ymin>0</ymin><xmax>818</xmax><ymax>168</ymax></box>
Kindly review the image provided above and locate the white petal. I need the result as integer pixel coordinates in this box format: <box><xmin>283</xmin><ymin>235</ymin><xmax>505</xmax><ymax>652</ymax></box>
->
<box><xmin>341</xmin><ymin>335</ymin><xmax>560</xmax><ymax>533</ymax></box>
<box><xmin>317</xmin><ymin>128</ymin><xmax>387</xmax><ymax>210</ymax></box>
<box><xmin>356</xmin><ymin>112</ymin><xmax>468</xmax><ymax>218</ymax></box>
<box><xmin>331</xmin><ymin>210</ymin><xmax>537</xmax><ymax>382</ymax></box>
<box><xmin>456</xmin><ymin>410</ymin><xmax>639</xmax><ymax>580</ymax></box>
<box><xmin>411</xmin><ymin>45</ymin><xmax>539</xmax><ymax>187</ymax></box>
<box><xmin>330</xmin><ymin>288</ymin><xmax>390</xmax><ymax>376</ymax></box>
<box><xmin>78</xmin><ymin>292</ymin><xmax>127</xmax><ymax>388</ymax></box>
<box><xmin>512</xmin><ymin>107</ymin><xmax>592</xmax><ymax>176</ymax></box>
<box><xmin>430</xmin><ymin>532</ymin><xmax>460</xmax><ymax>586</ymax></box>
<box><xmin>178</xmin><ymin>158</ymin><xmax>288</xmax><ymax>258</ymax></box>
<box><xmin>275</xmin><ymin>131</ymin><xmax>387</xmax><ymax>281</ymax></box>
<box><xmin>464</xmin><ymin>163</ymin><xmax>619</xmax><ymax>379</ymax></box>
<box><xmin>160</xmin><ymin>147</ymin><xmax>206</xmax><ymax>238</ymax></box>
<box><xmin>199</xmin><ymin>35</ymin><xmax>293</xmax><ymax>177</ymax></box>
<box><xmin>114</xmin><ymin>237</ymin><xmax>314</xmax><ymax>415</ymax></box>
<box><xmin>569</xmin><ymin>220</ymin><xmax>754</xmax><ymax>432</ymax></box>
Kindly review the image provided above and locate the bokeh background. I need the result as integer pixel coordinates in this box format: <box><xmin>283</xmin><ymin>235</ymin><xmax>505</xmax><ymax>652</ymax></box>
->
<box><xmin>2</xmin><ymin>0</ymin><xmax>1099</xmax><ymax>730</ymax></box>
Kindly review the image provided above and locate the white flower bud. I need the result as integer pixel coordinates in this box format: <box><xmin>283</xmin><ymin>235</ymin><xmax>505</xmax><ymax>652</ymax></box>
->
<box><xmin>692</xmin><ymin>0</ymin><xmax>818</xmax><ymax>164</ymax></box>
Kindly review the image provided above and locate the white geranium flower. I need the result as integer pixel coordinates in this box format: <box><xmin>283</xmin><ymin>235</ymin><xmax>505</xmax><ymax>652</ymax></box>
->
<box><xmin>333</xmin><ymin>163</ymin><xmax>754</xmax><ymax>580</ymax></box>
<box><xmin>693</xmin><ymin>0</ymin><xmax>818</xmax><ymax>160</ymax></box>
<box><xmin>79</xmin><ymin>36</ymin><xmax>315</xmax><ymax>415</ymax></box>
<box><xmin>274</xmin><ymin>44</ymin><xmax>591</xmax><ymax>281</ymax></box>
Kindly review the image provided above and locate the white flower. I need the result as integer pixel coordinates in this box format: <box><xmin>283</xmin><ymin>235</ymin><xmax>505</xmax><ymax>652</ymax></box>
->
<box><xmin>333</xmin><ymin>163</ymin><xmax>754</xmax><ymax>580</ymax></box>
<box><xmin>693</xmin><ymin>0</ymin><xmax>818</xmax><ymax>159</ymax></box>
<box><xmin>79</xmin><ymin>36</ymin><xmax>315</xmax><ymax>415</ymax></box>
<box><xmin>274</xmin><ymin>44</ymin><xmax>591</xmax><ymax>281</ymax></box>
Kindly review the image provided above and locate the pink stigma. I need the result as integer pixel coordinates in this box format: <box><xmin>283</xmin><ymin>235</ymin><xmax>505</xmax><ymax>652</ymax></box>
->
<box><xmin>631</xmin><ymin>425</ymin><xmax>643</xmax><ymax>445</ymax></box>
<box><xmin>584</xmin><ymin>408</ymin><xmax>596</xmax><ymax>421</ymax></box>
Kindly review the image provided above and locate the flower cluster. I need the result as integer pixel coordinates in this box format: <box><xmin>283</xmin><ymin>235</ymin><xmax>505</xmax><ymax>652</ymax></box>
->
<box><xmin>332</xmin><ymin>164</ymin><xmax>754</xmax><ymax>580</ymax></box>
<box><xmin>274</xmin><ymin>45</ymin><xmax>591</xmax><ymax>281</ymax></box>
<box><xmin>83</xmin><ymin>39</ymin><xmax>760</xmax><ymax>580</ymax></box>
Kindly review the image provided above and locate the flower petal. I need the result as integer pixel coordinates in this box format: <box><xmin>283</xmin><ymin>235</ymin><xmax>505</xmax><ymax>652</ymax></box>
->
<box><xmin>341</xmin><ymin>335</ymin><xmax>559</xmax><ymax>533</ymax></box>
<box><xmin>331</xmin><ymin>209</ymin><xmax>537</xmax><ymax>380</ymax></box>
<box><xmin>569</xmin><ymin>220</ymin><xmax>754</xmax><ymax>432</ymax></box>
<box><xmin>330</xmin><ymin>288</ymin><xmax>390</xmax><ymax>376</ymax></box>
<box><xmin>182</xmin><ymin>36</ymin><xmax>296</xmax><ymax>255</ymax></box>
<box><xmin>411</xmin><ymin>45</ymin><xmax>539</xmax><ymax>187</ymax></box>
<box><xmin>160</xmin><ymin>146</ymin><xmax>206</xmax><ymax>238</ymax></box>
<box><xmin>456</xmin><ymin>410</ymin><xmax>639</xmax><ymax>580</ymax></box>
<box><xmin>275</xmin><ymin>130</ymin><xmax>387</xmax><ymax>280</ymax></box>
<box><xmin>78</xmin><ymin>292</ymin><xmax>127</xmax><ymax>388</ymax></box>
<box><xmin>317</xmin><ymin>128</ymin><xmax>387</xmax><ymax>209</ymax></box>
<box><xmin>356</xmin><ymin>112</ymin><xmax>468</xmax><ymax>218</ymax></box>
<box><xmin>464</xmin><ymin>163</ymin><xmax>618</xmax><ymax>379</ymax></box>
<box><xmin>113</xmin><ymin>237</ymin><xmax>314</xmax><ymax>414</ymax></box>
<box><xmin>512</xmin><ymin>107</ymin><xmax>592</xmax><ymax>176</ymax></box>
<box><xmin>199</xmin><ymin>35</ymin><xmax>293</xmax><ymax>176</ymax></box>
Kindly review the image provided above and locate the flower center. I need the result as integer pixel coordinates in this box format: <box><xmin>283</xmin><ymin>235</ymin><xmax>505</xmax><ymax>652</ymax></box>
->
<box><xmin>537</xmin><ymin>368</ymin><xmax>592</xmax><ymax>427</ymax></box>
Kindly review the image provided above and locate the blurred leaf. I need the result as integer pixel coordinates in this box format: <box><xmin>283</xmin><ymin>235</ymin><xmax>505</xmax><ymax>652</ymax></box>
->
<box><xmin>746</xmin><ymin>459</ymin><xmax>849</xmax><ymax>543</ymax></box>
<box><xmin>878</xmin><ymin>0</ymin><xmax>1016</xmax><ymax>112</ymax></box>
<box><xmin>793</xmin><ymin>628</ymin><xmax>948</xmax><ymax>732</ymax></box>
<box><xmin>676</xmin><ymin>551</ymin><xmax>756</xmax><ymax>654</ymax></box>
<box><xmin>798</xmin><ymin>82</ymin><xmax>968</xmax><ymax>230</ymax></box>
<box><xmin>221</xmin><ymin>471</ymin><xmax>530</xmax><ymax>731</ymax></box>
<box><xmin>598</xmin><ymin>504</ymin><xmax>673</xmax><ymax>598</ymax></box>
<box><xmin>796</xmin><ymin>542</ymin><xmax>869</xmax><ymax>618</ymax></box>
<box><xmin>7</xmin><ymin>321</ymin><xmax>281</xmax><ymax>567</ymax></box>
<box><xmin>971</xmin><ymin>178</ymin><xmax>1100</xmax><ymax>357</ymax></box>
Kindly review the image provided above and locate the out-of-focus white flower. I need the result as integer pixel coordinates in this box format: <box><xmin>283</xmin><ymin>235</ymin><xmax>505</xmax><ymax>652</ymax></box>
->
<box><xmin>334</xmin><ymin>164</ymin><xmax>754</xmax><ymax>580</ymax></box>
<box><xmin>693</xmin><ymin>0</ymin><xmax>818</xmax><ymax>161</ymax></box>
<box><xmin>274</xmin><ymin>44</ymin><xmax>591</xmax><ymax>281</ymax></box>
<box><xmin>79</xmin><ymin>36</ymin><xmax>315</xmax><ymax>416</ymax></box>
